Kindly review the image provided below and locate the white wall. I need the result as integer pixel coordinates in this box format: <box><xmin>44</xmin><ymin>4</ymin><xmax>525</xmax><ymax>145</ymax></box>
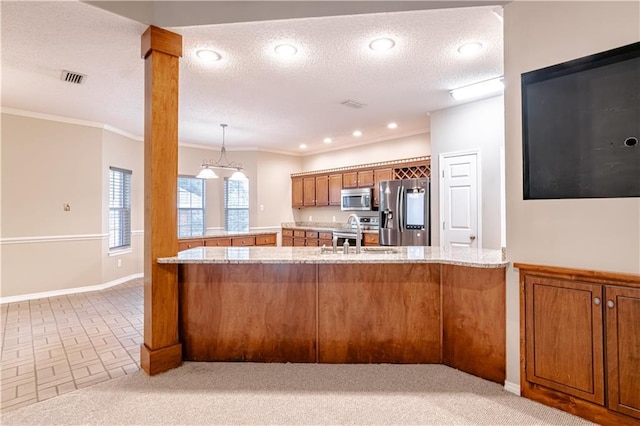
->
<box><xmin>1</xmin><ymin>112</ymin><xmax>303</xmax><ymax>298</ymax></box>
<box><xmin>504</xmin><ymin>1</ymin><xmax>640</xmax><ymax>388</ymax></box>
<box><xmin>302</xmin><ymin>132</ymin><xmax>430</xmax><ymax>171</ymax></box>
<box><xmin>430</xmin><ymin>95</ymin><xmax>505</xmax><ymax>250</ymax></box>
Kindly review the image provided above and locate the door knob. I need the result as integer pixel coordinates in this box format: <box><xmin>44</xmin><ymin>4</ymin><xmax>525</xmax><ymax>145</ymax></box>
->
<box><xmin>607</xmin><ymin>300</ymin><xmax>615</xmax><ymax>309</ymax></box>
<box><xmin>469</xmin><ymin>234</ymin><xmax>476</xmax><ymax>240</ymax></box>
<box><xmin>593</xmin><ymin>297</ymin><xmax>601</xmax><ymax>306</ymax></box>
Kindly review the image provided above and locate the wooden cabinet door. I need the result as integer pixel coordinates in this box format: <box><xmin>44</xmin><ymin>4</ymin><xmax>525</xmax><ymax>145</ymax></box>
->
<box><xmin>373</xmin><ymin>168</ymin><xmax>393</xmax><ymax>207</ymax></box>
<box><xmin>605</xmin><ymin>286</ymin><xmax>640</xmax><ymax>419</ymax></box>
<box><xmin>303</xmin><ymin>177</ymin><xmax>316</xmax><ymax>206</ymax></box>
<box><xmin>328</xmin><ymin>174</ymin><xmax>342</xmax><ymax>206</ymax></box>
<box><xmin>291</xmin><ymin>177</ymin><xmax>303</xmax><ymax>208</ymax></box>
<box><xmin>525</xmin><ymin>275</ymin><xmax>604</xmax><ymax>404</ymax></box>
<box><xmin>342</xmin><ymin>172</ymin><xmax>358</xmax><ymax>188</ymax></box>
<box><xmin>357</xmin><ymin>170</ymin><xmax>374</xmax><ymax>187</ymax></box>
<box><xmin>315</xmin><ymin>176</ymin><xmax>329</xmax><ymax>206</ymax></box>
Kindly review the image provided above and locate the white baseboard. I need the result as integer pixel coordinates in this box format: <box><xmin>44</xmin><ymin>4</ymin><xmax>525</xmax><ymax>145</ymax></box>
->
<box><xmin>0</xmin><ymin>273</ymin><xmax>143</xmax><ymax>304</ymax></box>
<box><xmin>504</xmin><ymin>381</ymin><xmax>521</xmax><ymax>395</ymax></box>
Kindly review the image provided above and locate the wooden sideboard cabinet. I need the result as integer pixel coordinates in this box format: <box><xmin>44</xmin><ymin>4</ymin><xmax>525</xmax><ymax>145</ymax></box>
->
<box><xmin>516</xmin><ymin>263</ymin><xmax>640</xmax><ymax>425</ymax></box>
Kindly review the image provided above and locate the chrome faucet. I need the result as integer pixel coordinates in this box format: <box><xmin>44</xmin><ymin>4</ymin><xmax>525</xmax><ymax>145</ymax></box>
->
<box><xmin>346</xmin><ymin>213</ymin><xmax>362</xmax><ymax>254</ymax></box>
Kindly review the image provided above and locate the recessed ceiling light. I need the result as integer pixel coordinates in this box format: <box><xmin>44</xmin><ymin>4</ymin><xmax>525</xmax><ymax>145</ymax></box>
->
<box><xmin>299</xmin><ymin>144</ymin><xmax>307</xmax><ymax>149</ymax></box>
<box><xmin>387</xmin><ymin>122</ymin><xmax>398</xmax><ymax>129</ymax></box>
<box><xmin>369</xmin><ymin>38</ymin><xmax>395</xmax><ymax>52</ymax></box>
<box><xmin>196</xmin><ymin>49</ymin><xmax>222</xmax><ymax>62</ymax></box>
<box><xmin>353</xmin><ymin>130</ymin><xmax>362</xmax><ymax>137</ymax></box>
<box><xmin>457</xmin><ymin>42</ymin><xmax>483</xmax><ymax>57</ymax></box>
<box><xmin>275</xmin><ymin>44</ymin><xmax>298</xmax><ymax>57</ymax></box>
<box><xmin>323</xmin><ymin>138</ymin><xmax>332</xmax><ymax>144</ymax></box>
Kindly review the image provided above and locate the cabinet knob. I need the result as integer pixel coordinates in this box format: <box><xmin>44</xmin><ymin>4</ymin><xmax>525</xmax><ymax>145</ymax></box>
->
<box><xmin>593</xmin><ymin>297</ymin><xmax>601</xmax><ymax>306</ymax></box>
<box><xmin>607</xmin><ymin>300</ymin><xmax>615</xmax><ymax>309</ymax></box>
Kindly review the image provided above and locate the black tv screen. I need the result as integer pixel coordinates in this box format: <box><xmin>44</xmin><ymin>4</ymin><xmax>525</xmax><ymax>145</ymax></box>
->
<box><xmin>522</xmin><ymin>41</ymin><xmax>640</xmax><ymax>200</ymax></box>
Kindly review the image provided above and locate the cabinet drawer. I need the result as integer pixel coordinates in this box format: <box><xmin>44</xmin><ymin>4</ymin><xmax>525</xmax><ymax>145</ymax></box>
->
<box><xmin>305</xmin><ymin>239</ymin><xmax>319</xmax><ymax>247</ymax></box>
<box><xmin>364</xmin><ymin>233</ymin><xmax>379</xmax><ymax>246</ymax></box>
<box><xmin>319</xmin><ymin>232</ymin><xmax>333</xmax><ymax>240</ymax></box>
<box><xmin>178</xmin><ymin>239</ymin><xmax>204</xmax><ymax>251</ymax></box>
<box><xmin>231</xmin><ymin>236</ymin><xmax>256</xmax><ymax>247</ymax></box>
<box><xmin>282</xmin><ymin>229</ymin><xmax>294</xmax><ymax>237</ymax></box>
<box><xmin>293</xmin><ymin>239</ymin><xmax>306</xmax><ymax>246</ymax></box>
<box><xmin>282</xmin><ymin>237</ymin><xmax>293</xmax><ymax>247</ymax></box>
<box><xmin>293</xmin><ymin>230</ymin><xmax>305</xmax><ymax>238</ymax></box>
<box><xmin>319</xmin><ymin>239</ymin><xmax>333</xmax><ymax>247</ymax></box>
<box><xmin>205</xmin><ymin>237</ymin><xmax>231</xmax><ymax>247</ymax></box>
<box><xmin>305</xmin><ymin>231</ymin><xmax>319</xmax><ymax>239</ymax></box>
<box><xmin>255</xmin><ymin>234</ymin><xmax>276</xmax><ymax>246</ymax></box>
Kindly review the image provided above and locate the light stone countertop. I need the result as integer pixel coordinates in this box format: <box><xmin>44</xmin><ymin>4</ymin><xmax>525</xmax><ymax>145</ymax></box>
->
<box><xmin>158</xmin><ymin>246</ymin><xmax>508</xmax><ymax>268</ymax></box>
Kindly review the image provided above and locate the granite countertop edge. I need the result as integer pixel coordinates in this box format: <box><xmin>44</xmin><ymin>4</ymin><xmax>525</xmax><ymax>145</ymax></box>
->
<box><xmin>158</xmin><ymin>246</ymin><xmax>508</xmax><ymax>268</ymax></box>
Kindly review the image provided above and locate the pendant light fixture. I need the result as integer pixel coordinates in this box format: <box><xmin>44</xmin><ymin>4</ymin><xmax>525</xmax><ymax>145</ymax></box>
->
<box><xmin>196</xmin><ymin>124</ymin><xmax>247</xmax><ymax>180</ymax></box>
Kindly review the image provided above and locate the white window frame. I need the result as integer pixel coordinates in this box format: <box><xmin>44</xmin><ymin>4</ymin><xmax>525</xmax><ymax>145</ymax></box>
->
<box><xmin>109</xmin><ymin>167</ymin><xmax>132</xmax><ymax>251</ymax></box>
<box><xmin>224</xmin><ymin>178</ymin><xmax>249</xmax><ymax>232</ymax></box>
<box><xmin>178</xmin><ymin>176</ymin><xmax>206</xmax><ymax>238</ymax></box>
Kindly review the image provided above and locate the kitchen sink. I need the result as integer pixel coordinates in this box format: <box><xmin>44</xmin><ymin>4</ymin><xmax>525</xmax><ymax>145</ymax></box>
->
<box><xmin>319</xmin><ymin>246</ymin><xmax>400</xmax><ymax>255</ymax></box>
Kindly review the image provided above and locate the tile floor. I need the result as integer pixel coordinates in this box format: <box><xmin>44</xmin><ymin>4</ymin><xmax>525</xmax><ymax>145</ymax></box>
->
<box><xmin>1</xmin><ymin>278</ymin><xmax>143</xmax><ymax>411</ymax></box>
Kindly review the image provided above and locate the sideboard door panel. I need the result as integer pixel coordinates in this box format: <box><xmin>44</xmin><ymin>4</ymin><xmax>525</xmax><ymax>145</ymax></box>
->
<box><xmin>606</xmin><ymin>286</ymin><xmax>640</xmax><ymax>419</ymax></box>
<box><xmin>525</xmin><ymin>275</ymin><xmax>604</xmax><ymax>404</ymax></box>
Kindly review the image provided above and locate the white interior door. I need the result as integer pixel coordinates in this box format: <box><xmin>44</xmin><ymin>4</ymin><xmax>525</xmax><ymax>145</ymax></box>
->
<box><xmin>440</xmin><ymin>151</ymin><xmax>480</xmax><ymax>248</ymax></box>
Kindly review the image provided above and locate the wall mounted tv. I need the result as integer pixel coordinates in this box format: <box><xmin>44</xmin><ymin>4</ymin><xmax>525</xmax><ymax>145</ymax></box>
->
<box><xmin>522</xmin><ymin>41</ymin><xmax>640</xmax><ymax>200</ymax></box>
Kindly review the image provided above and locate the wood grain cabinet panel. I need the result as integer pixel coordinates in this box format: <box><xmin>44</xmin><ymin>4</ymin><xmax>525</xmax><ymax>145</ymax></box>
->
<box><xmin>442</xmin><ymin>265</ymin><xmax>506</xmax><ymax>384</ymax></box>
<box><xmin>282</xmin><ymin>229</ymin><xmax>294</xmax><ymax>238</ymax></box>
<box><xmin>342</xmin><ymin>172</ymin><xmax>358</xmax><ymax>188</ymax></box>
<box><xmin>516</xmin><ymin>263</ymin><xmax>640</xmax><ymax>424</ymax></box>
<box><xmin>606</xmin><ymin>286</ymin><xmax>640</xmax><ymax>419</ymax></box>
<box><xmin>303</xmin><ymin>177</ymin><xmax>316</xmax><ymax>206</ymax></box>
<box><xmin>373</xmin><ymin>168</ymin><xmax>393</xmax><ymax>207</ymax></box>
<box><xmin>282</xmin><ymin>237</ymin><xmax>293</xmax><ymax>247</ymax></box>
<box><xmin>255</xmin><ymin>234</ymin><xmax>277</xmax><ymax>246</ymax></box>
<box><xmin>231</xmin><ymin>236</ymin><xmax>256</xmax><ymax>247</ymax></box>
<box><xmin>318</xmin><ymin>264</ymin><xmax>441</xmax><ymax>364</ymax></box>
<box><xmin>205</xmin><ymin>237</ymin><xmax>231</xmax><ymax>247</ymax></box>
<box><xmin>329</xmin><ymin>174</ymin><xmax>342</xmax><ymax>205</ymax></box>
<box><xmin>178</xmin><ymin>239</ymin><xmax>204</xmax><ymax>251</ymax></box>
<box><xmin>291</xmin><ymin>177</ymin><xmax>303</xmax><ymax>208</ymax></box>
<box><xmin>178</xmin><ymin>264</ymin><xmax>317</xmax><ymax>362</ymax></box>
<box><xmin>315</xmin><ymin>176</ymin><xmax>329</xmax><ymax>206</ymax></box>
<box><xmin>524</xmin><ymin>275</ymin><xmax>604</xmax><ymax>404</ymax></box>
<box><xmin>363</xmin><ymin>233</ymin><xmax>379</xmax><ymax>246</ymax></box>
<box><xmin>357</xmin><ymin>170</ymin><xmax>374</xmax><ymax>187</ymax></box>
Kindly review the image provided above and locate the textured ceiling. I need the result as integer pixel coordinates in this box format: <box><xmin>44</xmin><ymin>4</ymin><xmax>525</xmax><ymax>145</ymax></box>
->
<box><xmin>1</xmin><ymin>1</ymin><xmax>504</xmax><ymax>155</ymax></box>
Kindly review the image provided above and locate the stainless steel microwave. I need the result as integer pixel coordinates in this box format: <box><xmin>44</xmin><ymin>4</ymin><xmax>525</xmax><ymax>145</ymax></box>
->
<box><xmin>340</xmin><ymin>188</ymin><xmax>372</xmax><ymax>211</ymax></box>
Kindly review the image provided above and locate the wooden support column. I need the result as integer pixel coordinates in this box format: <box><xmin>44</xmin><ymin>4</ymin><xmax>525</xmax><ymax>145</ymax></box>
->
<box><xmin>139</xmin><ymin>26</ymin><xmax>182</xmax><ymax>375</ymax></box>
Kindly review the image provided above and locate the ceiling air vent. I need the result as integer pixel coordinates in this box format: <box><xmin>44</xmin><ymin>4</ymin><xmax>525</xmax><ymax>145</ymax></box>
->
<box><xmin>341</xmin><ymin>100</ymin><xmax>366</xmax><ymax>109</ymax></box>
<box><xmin>61</xmin><ymin>70</ymin><xmax>86</xmax><ymax>84</ymax></box>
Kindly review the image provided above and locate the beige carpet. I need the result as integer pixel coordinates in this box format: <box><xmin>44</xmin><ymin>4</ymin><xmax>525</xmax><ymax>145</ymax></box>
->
<box><xmin>1</xmin><ymin>363</ymin><xmax>592</xmax><ymax>425</ymax></box>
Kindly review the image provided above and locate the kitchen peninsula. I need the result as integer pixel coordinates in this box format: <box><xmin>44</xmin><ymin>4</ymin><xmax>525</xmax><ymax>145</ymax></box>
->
<box><xmin>158</xmin><ymin>246</ymin><xmax>508</xmax><ymax>384</ymax></box>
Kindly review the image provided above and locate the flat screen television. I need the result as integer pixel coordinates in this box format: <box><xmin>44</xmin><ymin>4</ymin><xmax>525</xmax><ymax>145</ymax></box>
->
<box><xmin>521</xmin><ymin>41</ymin><xmax>640</xmax><ymax>200</ymax></box>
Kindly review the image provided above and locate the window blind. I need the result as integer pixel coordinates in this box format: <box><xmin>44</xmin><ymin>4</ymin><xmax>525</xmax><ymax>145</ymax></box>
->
<box><xmin>109</xmin><ymin>167</ymin><xmax>132</xmax><ymax>250</ymax></box>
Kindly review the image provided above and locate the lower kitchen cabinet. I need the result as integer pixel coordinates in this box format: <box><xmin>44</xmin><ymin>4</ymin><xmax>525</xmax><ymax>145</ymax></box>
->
<box><xmin>363</xmin><ymin>233</ymin><xmax>379</xmax><ymax>246</ymax></box>
<box><xmin>178</xmin><ymin>238</ymin><xmax>205</xmax><ymax>251</ymax></box>
<box><xmin>282</xmin><ymin>228</ymin><xmax>334</xmax><ymax>247</ymax></box>
<box><xmin>517</xmin><ymin>263</ymin><xmax>640</xmax><ymax>424</ymax></box>
<box><xmin>179</xmin><ymin>233</ymin><xmax>276</xmax><ymax>251</ymax></box>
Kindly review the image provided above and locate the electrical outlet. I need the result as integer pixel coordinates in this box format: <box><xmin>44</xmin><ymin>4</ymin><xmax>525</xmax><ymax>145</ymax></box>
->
<box><xmin>63</xmin><ymin>203</ymin><xmax>71</xmax><ymax>212</ymax></box>
<box><xmin>117</xmin><ymin>259</ymin><xmax>122</xmax><ymax>268</ymax></box>
<box><xmin>260</xmin><ymin>204</ymin><xmax>265</xmax><ymax>211</ymax></box>
<box><xmin>332</xmin><ymin>216</ymin><xmax>336</xmax><ymax>222</ymax></box>
<box><xmin>308</xmin><ymin>215</ymin><xmax>312</xmax><ymax>221</ymax></box>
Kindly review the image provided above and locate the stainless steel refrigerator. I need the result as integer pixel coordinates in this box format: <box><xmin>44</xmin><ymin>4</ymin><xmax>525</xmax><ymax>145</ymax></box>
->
<box><xmin>379</xmin><ymin>178</ymin><xmax>430</xmax><ymax>246</ymax></box>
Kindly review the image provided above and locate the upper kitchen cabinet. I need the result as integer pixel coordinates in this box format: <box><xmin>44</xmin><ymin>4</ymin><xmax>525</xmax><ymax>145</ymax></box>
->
<box><xmin>329</xmin><ymin>174</ymin><xmax>342</xmax><ymax>206</ymax></box>
<box><xmin>315</xmin><ymin>175</ymin><xmax>329</xmax><ymax>206</ymax></box>
<box><xmin>343</xmin><ymin>170</ymin><xmax>374</xmax><ymax>188</ymax></box>
<box><xmin>303</xmin><ymin>177</ymin><xmax>316</xmax><ymax>206</ymax></box>
<box><xmin>373</xmin><ymin>168</ymin><xmax>393</xmax><ymax>207</ymax></box>
<box><xmin>292</xmin><ymin>177</ymin><xmax>304</xmax><ymax>208</ymax></box>
<box><xmin>291</xmin><ymin>156</ymin><xmax>430</xmax><ymax>209</ymax></box>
